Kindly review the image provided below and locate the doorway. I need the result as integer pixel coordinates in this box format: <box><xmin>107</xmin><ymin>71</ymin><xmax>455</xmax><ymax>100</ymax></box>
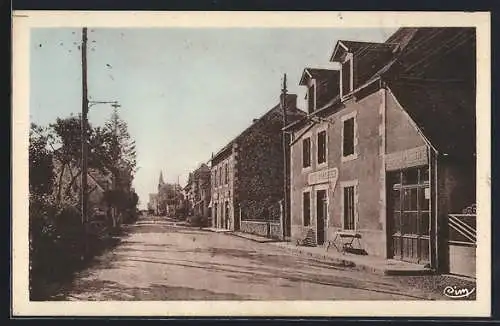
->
<box><xmin>316</xmin><ymin>189</ymin><xmax>327</xmax><ymax>245</ymax></box>
<box><xmin>224</xmin><ymin>201</ymin><xmax>229</xmax><ymax>229</ymax></box>
<box><xmin>214</xmin><ymin>203</ymin><xmax>218</xmax><ymax>228</ymax></box>
<box><xmin>388</xmin><ymin>166</ymin><xmax>431</xmax><ymax>264</ymax></box>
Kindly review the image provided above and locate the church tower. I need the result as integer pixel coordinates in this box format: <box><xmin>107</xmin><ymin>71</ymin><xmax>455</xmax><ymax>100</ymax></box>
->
<box><xmin>158</xmin><ymin>170</ymin><xmax>165</xmax><ymax>192</ymax></box>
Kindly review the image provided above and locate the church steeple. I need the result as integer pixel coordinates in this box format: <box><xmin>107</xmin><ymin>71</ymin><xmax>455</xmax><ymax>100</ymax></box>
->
<box><xmin>158</xmin><ymin>170</ymin><xmax>165</xmax><ymax>188</ymax></box>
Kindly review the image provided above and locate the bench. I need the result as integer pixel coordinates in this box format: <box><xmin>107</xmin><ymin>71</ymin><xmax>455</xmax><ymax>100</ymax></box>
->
<box><xmin>326</xmin><ymin>231</ymin><xmax>363</xmax><ymax>254</ymax></box>
<box><xmin>296</xmin><ymin>228</ymin><xmax>316</xmax><ymax>247</ymax></box>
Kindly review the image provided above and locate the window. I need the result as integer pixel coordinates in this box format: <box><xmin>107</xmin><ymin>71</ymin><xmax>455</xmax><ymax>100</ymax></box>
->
<box><xmin>219</xmin><ymin>167</ymin><xmax>223</xmax><ymax>186</ymax></box>
<box><xmin>214</xmin><ymin>170</ymin><xmax>218</xmax><ymax>187</ymax></box>
<box><xmin>303</xmin><ymin>191</ymin><xmax>311</xmax><ymax>226</ymax></box>
<box><xmin>341</xmin><ymin>57</ymin><xmax>352</xmax><ymax>96</ymax></box>
<box><xmin>302</xmin><ymin>137</ymin><xmax>311</xmax><ymax>168</ymax></box>
<box><xmin>389</xmin><ymin>167</ymin><xmax>431</xmax><ymax>237</ymax></box>
<box><xmin>317</xmin><ymin>130</ymin><xmax>327</xmax><ymax>165</ymax></box>
<box><xmin>224</xmin><ymin>164</ymin><xmax>229</xmax><ymax>184</ymax></box>
<box><xmin>308</xmin><ymin>84</ymin><xmax>315</xmax><ymax>113</ymax></box>
<box><xmin>343</xmin><ymin>117</ymin><xmax>355</xmax><ymax>157</ymax></box>
<box><xmin>343</xmin><ymin>186</ymin><xmax>356</xmax><ymax>230</ymax></box>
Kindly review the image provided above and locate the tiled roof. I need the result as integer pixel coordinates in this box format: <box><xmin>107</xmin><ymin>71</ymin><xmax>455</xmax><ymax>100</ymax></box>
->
<box><xmin>388</xmin><ymin>79</ymin><xmax>475</xmax><ymax>157</ymax></box>
<box><xmin>299</xmin><ymin>68</ymin><xmax>339</xmax><ymax>85</ymax></box>
<box><xmin>289</xmin><ymin>27</ymin><xmax>476</xmax><ymax>157</ymax></box>
<box><xmin>330</xmin><ymin>40</ymin><xmax>398</xmax><ymax>62</ymax></box>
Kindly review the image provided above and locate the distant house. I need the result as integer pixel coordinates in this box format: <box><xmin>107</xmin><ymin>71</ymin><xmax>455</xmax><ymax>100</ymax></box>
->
<box><xmin>210</xmin><ymin>94</ymin><xmax>306</xmax><ymax>237</ymax></box>
<box><xmin>51</xmin><ymin>156</ymin><xmax>113</xmax><ymax>214</ymax></box>
<box><xmin>285</xmin><ymin>27</ymin><xmax>476</xmax><ymax>274</ymax></box>
<box><xmin>185</xmin><ymin>164</ymin><xmax>211</xmax><ymax>221</ymax></box>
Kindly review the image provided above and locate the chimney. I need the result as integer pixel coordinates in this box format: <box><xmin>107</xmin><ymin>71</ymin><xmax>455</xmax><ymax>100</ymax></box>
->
<box><xmin>280</xmin><ymin>93</ymin><xmax>297</xmax><ymax>111</ymax></box>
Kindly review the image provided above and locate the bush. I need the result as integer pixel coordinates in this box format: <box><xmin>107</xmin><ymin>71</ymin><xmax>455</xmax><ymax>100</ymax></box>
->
<box><xmin>29</xmin><ymin>198</ymin><xmax>122</xmax><ymax>300</ymax></box>
<box><xmin>187</xmin><ymin>215</ymin><xmax>209</xmax><ymax>227</ymax></box>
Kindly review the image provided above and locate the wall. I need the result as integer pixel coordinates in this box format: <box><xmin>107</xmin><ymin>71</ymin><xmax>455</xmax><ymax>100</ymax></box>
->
<box><xmin>386</xmin><ymin>90</ymin><xmax>427</xmax><ymax>153</ymax></box>
<box><xmin>290</xmin><ymin>90</ymin><xmax>385</xmax><ymax>257</ymax></box>
<box><xmin>437</xmin><ymin>156</ymin><xmax>476</xmax><ymax>273</ymax></box>
<box><xmin>240</xmin><ymin>220</ymin><xmax>283</xmax><ymax>239</ymax></box>
<box><xmin>448</xmin><ymin>244</ymin><xmax>476</xmax><ymax>278</ymax></box>
<box><xmin>237</xmin><ymin>108</ymin><xmax>286</xmax><ymax>223</ymax></box>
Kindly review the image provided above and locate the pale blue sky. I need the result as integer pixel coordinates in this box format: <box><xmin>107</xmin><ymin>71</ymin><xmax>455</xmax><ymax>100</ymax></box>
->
<box><xmin>30</xmin><ymin>27</ymin><xmax>398</xmax><ymax>209</ymax></box>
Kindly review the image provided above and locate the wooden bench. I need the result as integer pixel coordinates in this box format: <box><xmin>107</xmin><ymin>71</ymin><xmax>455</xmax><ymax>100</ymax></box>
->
<box><xmin>326</xmin><ymin>231</ymin><xmax>362</xmax><ymax>254</ymax></box>
<box><xmin>296</xmin><ymin>228</ymin><xmax>316</xmax><ymax>247</ymax></box>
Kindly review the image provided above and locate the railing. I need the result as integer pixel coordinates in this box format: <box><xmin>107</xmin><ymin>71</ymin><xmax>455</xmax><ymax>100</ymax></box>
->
<box><xmin>448</xmin><ymin>213</ymin><xmax>476</xmax><ymax>247</ymax></box>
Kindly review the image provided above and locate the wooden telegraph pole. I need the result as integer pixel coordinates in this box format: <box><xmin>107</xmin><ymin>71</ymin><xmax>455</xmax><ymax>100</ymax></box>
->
<box><xmin>81</xmin><ymin>27</ymin><xmax>89</xmax><ymax>255</ymax></box>
<box><xmin>281</xmin><ymin>74</ymin><xmax>289</xmax><ymax>240</ymax></box>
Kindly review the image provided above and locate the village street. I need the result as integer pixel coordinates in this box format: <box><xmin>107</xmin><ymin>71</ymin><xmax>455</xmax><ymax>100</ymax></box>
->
<box><xmin>51</xmin><ymin>214</ymin><xmax>463</xmax><ymax>301</ymax></box>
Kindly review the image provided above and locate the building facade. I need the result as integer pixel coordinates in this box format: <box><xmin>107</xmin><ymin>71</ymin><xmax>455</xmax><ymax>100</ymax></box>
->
<box><xmin>210</xmin><ymin>94</ymin><xmax>306</xmax><ymax>236</ymax></box>
<box><xmin>185</xmin><ymin>164</ymin><xmax>211</xmax><ymax>220</ymax></box>
<box><xmin>286</xmin><ymin>27</ymin><xmax>476</xmax><ymax>273</ymax></box>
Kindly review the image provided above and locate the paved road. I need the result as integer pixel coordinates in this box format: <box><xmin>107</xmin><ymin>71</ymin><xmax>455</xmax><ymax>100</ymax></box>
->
<box><xmin>56</xmin><ymin>216</ymin><xmax>441</xmax><ymax>300</ymax></box>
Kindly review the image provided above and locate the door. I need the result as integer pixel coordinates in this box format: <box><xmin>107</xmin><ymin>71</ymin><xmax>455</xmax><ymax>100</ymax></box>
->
<box><xmin>388</xmin><ymin>167</ymin><xmax>431</xmax><ymax>264</ymax></box>
<box><xmin>224</xmin><ymin>201</ymin><xmax>229</xmax><ymax>229</ymax></box>
<box><xmin>316</xmin><ymin>190</ymin><xmax>327</xmax><ymax>245</ymax></box>
<box><xmin>214</xmin><ymin>203</ymin><xmax>218</xmax><ymax>228</ymax></box>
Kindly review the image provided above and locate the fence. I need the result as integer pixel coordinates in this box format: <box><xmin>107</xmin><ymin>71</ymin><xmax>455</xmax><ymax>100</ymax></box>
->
<box><xmin>239</xmin><ymin>201</ymin><xmax>282</xmax><ymax>239</ymax></box>
<box><xmin>447</xmin><ymin>205</ymin><xmax>476</xmax><ymax>278</ymax></box>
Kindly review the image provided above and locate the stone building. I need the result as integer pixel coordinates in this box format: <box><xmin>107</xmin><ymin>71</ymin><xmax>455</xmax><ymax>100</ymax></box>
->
<box><xmin>185</xmin><ymin>163</ymin><xmax>211</xmax><ymax>221</ymax></box>
<box><xmin>210</xmin><ymin>94</ymin><xmax>306</xmax><ymax>236</ymax></box>
<box><xmin>285</xmin><ymin>27</ymin><xmax>476</xmax><ymax>274</ymax></box>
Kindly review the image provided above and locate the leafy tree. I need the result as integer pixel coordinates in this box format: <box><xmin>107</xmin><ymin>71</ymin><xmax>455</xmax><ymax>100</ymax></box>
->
<box><xmin>29</xmin><ymin>123</ymin><xmax>54</xmax><ymax>196</ymax></box>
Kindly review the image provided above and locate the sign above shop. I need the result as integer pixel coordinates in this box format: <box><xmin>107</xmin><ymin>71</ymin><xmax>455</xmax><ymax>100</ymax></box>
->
<box><xmin>386</xmin><ymin>145</ymin><xmax>428</xmax><ymax>171</ymax></box>
<box><xmin>308</xmin><ymin>167</ymin><xmax>339</xmax><ymax>186</ymax></box>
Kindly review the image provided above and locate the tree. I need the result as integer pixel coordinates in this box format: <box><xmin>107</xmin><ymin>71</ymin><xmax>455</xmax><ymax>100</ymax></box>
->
<box><xmin>29</xmin><ymin>123</ymin><xmax>54</xmax><ymax>196</ymax></box>
<box><xmin>103</xmin><ymin>108</ymin><xmax>137</xmax><ymax>190</ymax></box>
<box><xmin>97</xmin><ymin>108</ymin><xmax>138</xmax><ymax>226</ymax></box>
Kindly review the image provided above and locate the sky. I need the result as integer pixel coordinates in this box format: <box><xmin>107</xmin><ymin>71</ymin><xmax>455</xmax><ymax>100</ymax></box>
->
<box><xmin>30</xmin><ymin>27</ymin><xmax>398</xmax><ymax>209</ymax></box>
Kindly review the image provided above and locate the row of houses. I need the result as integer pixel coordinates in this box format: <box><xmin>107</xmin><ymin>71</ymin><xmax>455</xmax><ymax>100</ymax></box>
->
<box><xmin>183</xmin><ymin>27</ymin><xmax>477</xmax><ymax>276</ymax></box>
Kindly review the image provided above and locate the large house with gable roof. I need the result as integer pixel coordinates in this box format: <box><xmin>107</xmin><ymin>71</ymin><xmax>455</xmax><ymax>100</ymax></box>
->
<box><xmin>285</xmin><ymin>27</ymin><xmax>476</xmax><ymax>275</ymax></box>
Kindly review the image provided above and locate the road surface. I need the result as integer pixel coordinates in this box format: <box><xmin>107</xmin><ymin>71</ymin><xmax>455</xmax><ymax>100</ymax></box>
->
<box><xmin>55</xmin><ymin>215</ymin><xmax>443</xmax><ymax>300</ymax></box>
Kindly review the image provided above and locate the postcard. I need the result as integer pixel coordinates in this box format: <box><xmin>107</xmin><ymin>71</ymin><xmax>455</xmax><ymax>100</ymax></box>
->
<box><xmin>12</xmin><ymin>10</ymin><xmax>491</xmax><ymax>317</ymax></box>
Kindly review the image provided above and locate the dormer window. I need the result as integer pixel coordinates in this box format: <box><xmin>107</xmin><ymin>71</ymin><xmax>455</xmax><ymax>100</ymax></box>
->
<box><xmin>300</xmin><ymin>68</ymin><xmax>339</xmax><ymax>113</ymax></box>
<box><xmin>341</xmin><ymin>54</ymin><xmax>353</xmax><ymax>97</ymax></box>
<box><xmin>307</xmin><ymin>83</ymin><xmax>316</xmax><ymax>113</ymax></box>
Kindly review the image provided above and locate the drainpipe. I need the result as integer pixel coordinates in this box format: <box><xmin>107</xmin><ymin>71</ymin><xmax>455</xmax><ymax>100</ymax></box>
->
<box><xmin>430</xmin><ymin>147</ymin><xmax>440</xmax><ymax>272</ymax></box>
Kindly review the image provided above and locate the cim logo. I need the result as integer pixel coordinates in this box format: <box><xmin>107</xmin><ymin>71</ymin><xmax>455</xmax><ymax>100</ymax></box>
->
<box><xmin>443</xmin><ymin>286</ymin><xmax>476</xmax><ymax>299</ymax></box>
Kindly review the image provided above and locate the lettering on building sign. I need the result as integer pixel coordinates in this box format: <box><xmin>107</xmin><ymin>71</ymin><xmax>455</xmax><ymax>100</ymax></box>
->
<box><xmin>308</xmin><ymin>168</ymin><xmax>339</xmax><ymax>187</ymax></box>
<box><xmin>385</xmin><ymin>146</ymin><xmax>428</xmax><ymax>171</ymax></box>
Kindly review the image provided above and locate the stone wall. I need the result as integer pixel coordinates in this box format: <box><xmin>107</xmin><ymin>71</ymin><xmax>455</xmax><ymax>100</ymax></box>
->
<box><xmin>240</xmin><ymin>220</ymin><xmax>282</xmax><ymax>240</ymax></box>
<box><xmin>237</xmin><ymin>108</ymin><xmax>287</xmax><ymax>222</ymax></box>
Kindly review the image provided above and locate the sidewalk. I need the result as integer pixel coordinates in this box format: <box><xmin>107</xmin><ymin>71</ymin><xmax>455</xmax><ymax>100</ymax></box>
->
<box><xmin>220</xmin><ymin>230</ymin><xmax>433</xmax><ymax>276</ymax></box>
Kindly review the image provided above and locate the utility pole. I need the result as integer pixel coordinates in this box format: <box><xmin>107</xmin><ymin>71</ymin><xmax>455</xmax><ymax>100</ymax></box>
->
<box><xmin>81</xmin><ymin>27</ymin><xmax>89</xmax><ymax>256</ymax></box>
<box><xmin>281</xmin><ymin>73</ymin><xmax>289</xmax><ymax>240</ymax></box>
